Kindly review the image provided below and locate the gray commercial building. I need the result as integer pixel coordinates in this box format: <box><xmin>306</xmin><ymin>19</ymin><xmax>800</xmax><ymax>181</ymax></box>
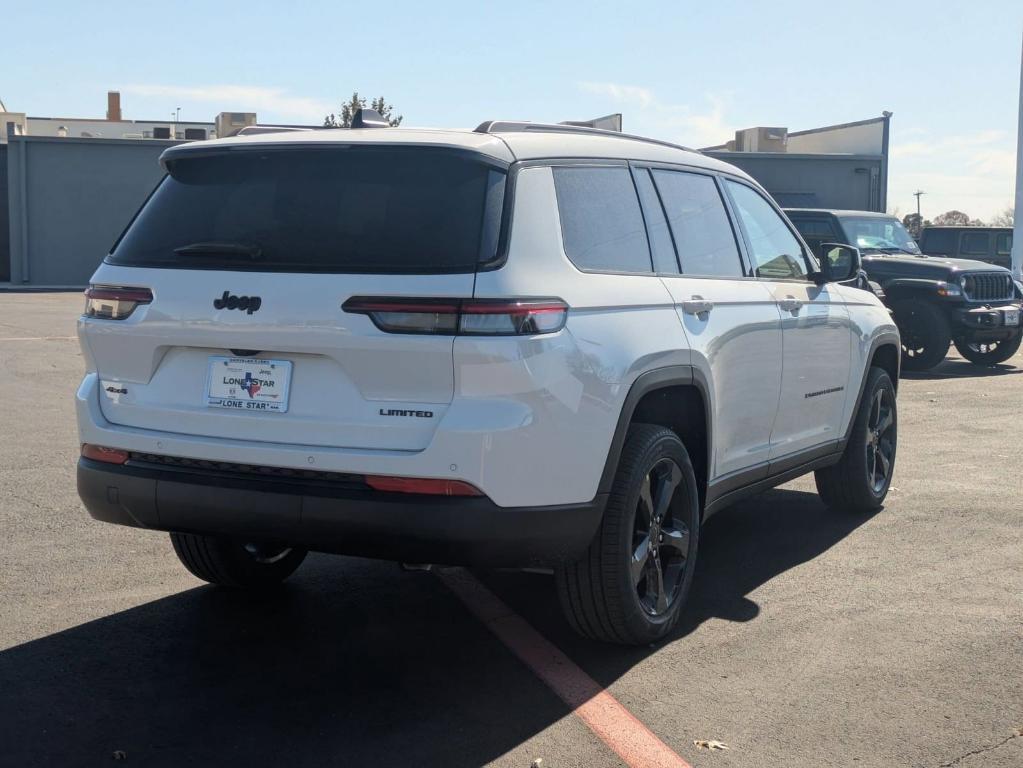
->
<box><xmin>703</xmin><ymin>114</ymin><xmax>891</xmax><ymax>213</ymax></box>
<box><xmin>0</xmin><ymin>90</ymin><xmax>269</xmax><ymax>288</ymax></box>
<box><xmin>3</xmin><ymin>135</ymin><xmax>175</xmax><ymax>287</ymax></box>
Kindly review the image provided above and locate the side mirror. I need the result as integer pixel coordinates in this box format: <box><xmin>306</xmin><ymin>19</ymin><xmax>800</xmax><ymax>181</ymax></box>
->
<box><xmin>814</xmin><ymin>243</ymin><xmax>861</xmax><ymax>284</ymax></box>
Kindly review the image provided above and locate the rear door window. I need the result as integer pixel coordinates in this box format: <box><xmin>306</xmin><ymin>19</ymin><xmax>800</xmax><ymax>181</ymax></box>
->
<box><xmin>960</xmin><ymin>231</ymin><xmax>990</xmax><ymax>256</ymax></box>
<box><xmin>725</xmin><ymin>181</ymin><xmax>809</xmax><ymax>280</ymax></box>
<box><xmin>651</xmin><ymin>169</ymin><xmax>743</xmax><ymax>277</ymax></box>
<box><xmin>552</xmin><ymin>166</ymin><xmax>653</xmax><ymax>273</ymax></box>
<box><xmin>632</xmin><ymin>168</ymin><xmax>678</xmax><ymax>274</ymax></box>
<box><xmin>996</xmin><ymin>232</ymin><xmax>1013</xmax><ymax>255</ymax></box>
<box><xmin>108</xmin><ymin>148</ymin><xmax>505</xmax><ymax>273</ymax></box>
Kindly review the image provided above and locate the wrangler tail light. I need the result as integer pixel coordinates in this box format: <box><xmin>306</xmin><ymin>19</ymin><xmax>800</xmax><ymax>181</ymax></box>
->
<box><xmin>81</xmin><ymin>444</ymin><xmax>130</xmax><ymax>465</ymax></box>
<box><xmin>342</xmin><ymin>297</ymin><xmax>568</xmax><ymax>336</ymax></box>
<box><xmin>365</xmin><ymin>475</ymin><xmax>484</xmax><ymax>496</ymax></box>
<box><xmin>84</xmin><ymin>285</ymin><xmax>153</xmax><ymax>320</ymax></box>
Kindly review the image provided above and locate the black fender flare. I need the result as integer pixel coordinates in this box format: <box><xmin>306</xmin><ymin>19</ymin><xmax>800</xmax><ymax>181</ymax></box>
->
<box><xmin>843</xmin><ymin>334</ymin><xmax>901</xmax><ymax>444</ymax></box>
<box><xmin>597</xmin><ymin>365</ymin><xmax>710</xmax><ymax>495</ymax></box>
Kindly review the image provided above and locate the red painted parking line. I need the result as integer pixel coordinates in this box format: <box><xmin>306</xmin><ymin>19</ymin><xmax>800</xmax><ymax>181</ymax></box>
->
<box><xmin>437</xmin><ymin>568</ymin><xmax>691</xmax><ymax>768</ymax></box>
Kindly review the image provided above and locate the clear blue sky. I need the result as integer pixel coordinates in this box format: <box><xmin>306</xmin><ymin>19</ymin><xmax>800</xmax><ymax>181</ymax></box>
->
<box><xmin>5</xmin><ymin>0</ymin><xmax>1021</xmax><ymax>220</ymax></box>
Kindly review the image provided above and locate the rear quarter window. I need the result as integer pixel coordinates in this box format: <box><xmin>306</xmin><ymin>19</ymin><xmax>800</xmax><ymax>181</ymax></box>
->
<box><xmin>108</xmin><ymin>147</ymin><xmax>505</xmax><ymax>274</ymax></box>
<box><xmin>552</xmin><ymin>166</ymin><xmax>653</xmax><ymax>273</ymax></box>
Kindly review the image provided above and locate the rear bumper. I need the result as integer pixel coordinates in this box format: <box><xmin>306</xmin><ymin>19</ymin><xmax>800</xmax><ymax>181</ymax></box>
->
<box><xmin>77</xmin><ymin>457</ymin><xmax>605</xmax><ymax>567</ymax></box>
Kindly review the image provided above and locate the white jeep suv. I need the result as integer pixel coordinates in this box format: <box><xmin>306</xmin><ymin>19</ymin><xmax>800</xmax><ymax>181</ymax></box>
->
<box><xmin>76</xmin><ymin>116</ymin><xmax>900</xmax><ymax>644</ymax></box>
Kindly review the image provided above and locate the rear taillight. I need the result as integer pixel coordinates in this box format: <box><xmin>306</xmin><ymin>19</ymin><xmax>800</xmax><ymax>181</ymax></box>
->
<box><xmin>84</xmin><ymin>285</ymin><xmax>153</xmax><ymax>320</ymax></box>
<box><xmin>342</xmin><ymin>297</ymin><xmax>568</xmax><ymax>336</ymax></box>
<box><xmin>365</xmin><ymin>475</ymin><xmax>484</xmax><ymax>496</ymax></box>
<box><xmin>81</xmin><ymin>444</ymin><xmax>129</xmax><ymax>465</ymax></box>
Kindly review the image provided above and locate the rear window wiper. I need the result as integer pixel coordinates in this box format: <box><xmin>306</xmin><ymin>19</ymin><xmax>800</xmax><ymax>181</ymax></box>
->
<box><xmin>173</xmin><ymin>241</ymin><xmax>264</xmax><ymax>260</ymax></box>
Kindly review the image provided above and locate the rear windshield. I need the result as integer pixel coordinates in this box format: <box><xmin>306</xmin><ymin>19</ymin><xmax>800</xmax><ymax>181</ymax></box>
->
<box><xmin>108</xmin><ymin>147</ymin><xmax>505</xmax><ymax>273</ymax></box>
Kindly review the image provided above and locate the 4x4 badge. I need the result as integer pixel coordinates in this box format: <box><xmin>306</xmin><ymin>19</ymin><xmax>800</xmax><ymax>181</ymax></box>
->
<box><xmin>214</xmin><ymin>291</ymin><xmax>262</xmax><ymax>315</ymax></box>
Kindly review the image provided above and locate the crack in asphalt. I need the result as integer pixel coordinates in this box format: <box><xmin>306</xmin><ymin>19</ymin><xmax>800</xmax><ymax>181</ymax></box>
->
<box><xmin>936</xmin><ymin>728</ymin><xmax>1022</xmax><ymax>767</ymax></box>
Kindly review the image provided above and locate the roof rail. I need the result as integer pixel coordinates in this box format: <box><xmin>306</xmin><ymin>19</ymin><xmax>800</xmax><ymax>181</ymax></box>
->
<box><xmin>235</xmin><ymin>125</ymin><xmax>314</xmax><ymax>136</ymax></box>
<box><xmin>473</xmin><ymin>120</ymin><xmax>694</xmax><ymax>153</ymax></box>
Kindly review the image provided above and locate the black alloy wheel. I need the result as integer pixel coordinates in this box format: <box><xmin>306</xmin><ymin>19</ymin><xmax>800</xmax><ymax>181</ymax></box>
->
<box><xmin>631</xmin><ymin>457</ymin><xmax>690</xmax><ymax>616</ymax></box>
<box><xmin>865</xmin><ymin>386</ymin><xmax>895</xmax><ymax>494</ymax></box>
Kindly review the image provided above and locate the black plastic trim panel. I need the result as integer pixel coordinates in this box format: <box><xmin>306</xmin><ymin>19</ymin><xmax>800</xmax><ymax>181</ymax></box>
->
<box><xmin>78</xmin><ymin>458</ymin><xmax>605</xmax><ymax>567</ymax></box>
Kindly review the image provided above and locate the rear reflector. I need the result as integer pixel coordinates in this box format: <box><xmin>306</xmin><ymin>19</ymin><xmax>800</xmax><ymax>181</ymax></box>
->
<box><xmin>342</xmin><ymin>297</ymin><xmax>567</xmax><ymax>336</ymax></box>
<box><xmin>365</xmin><ymin>475</ymin><xmax>484</xmax><ymax>496</ymax></box>
<box><xmin>84</xmin><ymin>285</ymin><xmax>153</xmax><ymax>320</ymax></box>
<box><xmin>81</xmin><ymin>444</ymin><xmax>130</xmax><ymax>465</ymax></box>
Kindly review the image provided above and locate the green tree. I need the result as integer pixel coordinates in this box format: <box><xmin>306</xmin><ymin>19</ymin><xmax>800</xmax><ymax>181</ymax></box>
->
<box><xmin>902</xmin><ymin>213</ymin><xmax>924</xmax><ymax>239</ymax></box>
<box><xmin>324</xmin><ymin>92</ymin><xmax>403</xmax><ymax>128</ymax></box>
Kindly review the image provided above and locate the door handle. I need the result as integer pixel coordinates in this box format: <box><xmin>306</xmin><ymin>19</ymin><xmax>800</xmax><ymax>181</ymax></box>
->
<box><xmin>681</xmin><ymin>296</ymin><xmax>714</xmax><ymax>317</ymax></box>
<box><xmin>778</xmin><ymin>296</ymin><xmax>804</xmax><ymax>313</ymax></box>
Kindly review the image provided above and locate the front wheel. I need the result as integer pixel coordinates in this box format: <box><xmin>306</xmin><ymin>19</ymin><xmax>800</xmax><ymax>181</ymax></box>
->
<box><xmin>815</xmin><ymin>367</ymin><xmax>897</xmax><ymax>514</ymax></box>
<box><xmin>556</xmin><ymin>424</ymin><xmax>700</xmax><ymax>645</ymax></box>
<box><xmin>953</xmin><ymin>333</ymin><xmax>1022</xmax><ymax>366</ymax></box>
<box><xmin>170</xmin><ymin>533</ymin><xmax>307</xmax><ymax>588</ymax></box>
<box><xmin>891</xmin><ymin>299</ymin><xmax>951</xmax><ymax>371</ymax></box>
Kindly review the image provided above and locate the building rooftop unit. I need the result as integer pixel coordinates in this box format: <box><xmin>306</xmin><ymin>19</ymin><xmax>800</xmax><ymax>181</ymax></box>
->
<box><xmin>0</xmin><ymin>91</ymin><xmax>294</xmax><ymax>144</ymax></box>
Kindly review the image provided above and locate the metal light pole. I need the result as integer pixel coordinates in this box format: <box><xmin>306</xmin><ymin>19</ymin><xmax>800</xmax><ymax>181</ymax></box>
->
<box><xmin>1012</xmin><ymin>32</ymin><xmax>1023</xmax><ymax>280</ymax></box>
<box><xmin>914</xmin><ymin>190</ymin><xmax>925</xmax><ymax>218</ymax></box>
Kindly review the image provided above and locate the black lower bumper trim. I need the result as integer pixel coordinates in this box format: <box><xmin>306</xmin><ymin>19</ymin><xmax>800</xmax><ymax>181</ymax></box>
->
<box><xmin>77</xmin><ymin>458</ymin><xmax>605</xmax><ymax>567</ymax></box>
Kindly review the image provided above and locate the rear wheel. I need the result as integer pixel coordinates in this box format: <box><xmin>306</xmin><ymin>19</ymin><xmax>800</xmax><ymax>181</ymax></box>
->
<box><xmin>815</xmin><ymin>367</ymin><xmax>897</xmax><ymax>514</ymax></box>
<box><xmin>891</xmin><ymin>299</ymin><xmax>950</xmax><ymax>371</ymax></box>
<box><xmin>953</xmin><ymin>332</ymin><xmax>1022</xmax><ymax>366</ymax></box>
<box><xmin>170</xmin><ymin>532</ymin><xmax>307</xmax><ymax>588</ymax></box>
<box><xmin>556</xmin><ymin>424</ymin><xmax>700</xmax><ymax>645</ymax></box>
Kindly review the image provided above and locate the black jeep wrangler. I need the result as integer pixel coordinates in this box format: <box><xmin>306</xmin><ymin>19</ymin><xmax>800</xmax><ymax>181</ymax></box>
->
<box><xmin>786</xmin><ymin>209</ymin><xmax>1023</xmax><ymax>371</ymax></box>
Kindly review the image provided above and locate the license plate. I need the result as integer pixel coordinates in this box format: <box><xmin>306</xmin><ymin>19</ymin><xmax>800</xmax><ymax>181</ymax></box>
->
<box><xmin>206</xmin><ymin>356</ymin><xmax>292</xmax><ymax>412</ymax></box>
<box><xmin>1004</xmin><ymin>309</ymin><xmax>1020</xmax><ymax>327</ymax></box>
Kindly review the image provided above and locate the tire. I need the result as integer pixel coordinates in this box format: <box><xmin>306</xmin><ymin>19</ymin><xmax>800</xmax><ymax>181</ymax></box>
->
<box><xmin>556</xmin><ymin>424</ymin><xmax>700</xmax><ymax>645</ymax></box>
<box><xmin>170</xmin><ymin>532</ymin><xmax>307</xmax><ymax>588</ymax></box>
<box><xmin>891</xmin><ymin>298</ymin><xmax>950</xmax><ymax>371</ymax></box>
<box><xmin>815</xmin><ymin>367</ymin><xmax>897</xmax><ymax>514</ymax></box>
<box><xmin>953</xmin><ymin>332</ymin><xmax>1023</xmax><ymax>366</ymax></box>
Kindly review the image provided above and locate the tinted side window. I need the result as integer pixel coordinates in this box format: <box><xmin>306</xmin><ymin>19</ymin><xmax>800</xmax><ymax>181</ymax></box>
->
<box><xmin>725</xmin><ymin>181</ymin><xmax>808</xmax><ymax>280</ymax></box>
<box><xmin>790</xmin><ymin>217</ymin><xmax>838</xmax><ymax>257</ymax></box>
<box><xmin>632</xmin><ymin>169</ymin><xmax>678</xmax><ymax>273</ymax></box>
<box><xmin>996</xmin><ymin>232</ymin><xmax>1013</xmax><ymax>255</ymax></box>
<box><xmin>553</xmin><ymin>166</ymin><xmax>652</xmax><ymax>273</ymax></box>
<box><xmin>791</xmin><ymin>218</ymin><xmax>838</xmax><ymax>238</ymax></box>
<box><xmin>652</xmin><ymin>170</ymin><xmax>743</xmax><ymax>277</ymax></box>
<box><xmin>921</xmin><ymin>229</ymin><xmax>955</xmax><ymax>253</ymax></box>
<box><xmin>960</xmin><ymin>231</ymin><xmax>989</xmax><ymax>255</ymax></box>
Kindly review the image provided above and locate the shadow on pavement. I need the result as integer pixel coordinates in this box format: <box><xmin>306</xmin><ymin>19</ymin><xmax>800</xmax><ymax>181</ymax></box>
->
<box><xmin>0</xmin><ymin>488</ymin><xmax>873</xmax><ymax>767</ymax></box>
<box><xmin>901</xmin><ymin>357</ymin><xmax>1021</xmax><ymax>380</ymax></box>
<box><xmin>479</xmin><ymin>488</ymin><xmax>877</xmax><ymax>684</ymax></box>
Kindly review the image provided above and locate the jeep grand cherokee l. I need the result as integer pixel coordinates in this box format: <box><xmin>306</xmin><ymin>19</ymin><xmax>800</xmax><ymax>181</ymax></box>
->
<box><xmin>76</xmin><ymin>115</ymin><xmax>901</xmax><ymax>644</ymax></box>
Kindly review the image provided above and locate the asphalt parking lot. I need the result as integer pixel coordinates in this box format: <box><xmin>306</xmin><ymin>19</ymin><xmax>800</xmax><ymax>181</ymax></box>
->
<box><xmin>1</xmin><ymin>291</ymin><xmax>1021</xmax><ymax>768</ymax></box>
